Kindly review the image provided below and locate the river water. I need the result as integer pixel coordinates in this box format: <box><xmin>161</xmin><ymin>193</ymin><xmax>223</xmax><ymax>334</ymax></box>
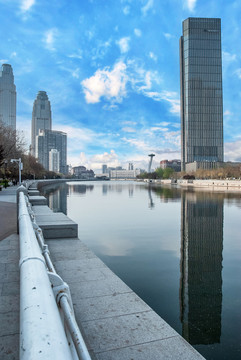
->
<box><xmin>42</xmin><ymin>181</ymin><xmax>241</xmax><ymax>360</ymax></box>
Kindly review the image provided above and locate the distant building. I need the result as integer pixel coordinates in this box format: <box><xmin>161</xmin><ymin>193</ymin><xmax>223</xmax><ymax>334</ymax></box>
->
<box><xmin>36</xmin><ymin>129</ymin><xmax>67</xmax><ymax>174</ymax></box>
<box><xmin>0</xmin><ymin>64</ymin><xmax>16</xmax><ymax>130</ymax></box>
<box><xmin>128</xmin><ymin>162</ymin><xmax>134</xmax><ymax>170</ymax></box>
<box><xmin>102</xmin><ymin>164</ymin><xmax>107</xmax><ymax>173</ymax></box>
<box><xmin>110</xmin><ymin>169</ymin><xmax>140</xmax><ymax>179</ymax></box>
<box><xmin>31</xmin><ymin>91</ymin><xmax>52</xmax><ymax>157</ymax></box>
<box><xmin>72</xmin><ymin>166</ymin><xmax>95</xmax><ymax>179</ymax></box>
<box><xmin>180</xmin><ymin>18</ymin><xmax>223</xmax><ymax>171</ymax></box>
<box><xmin>160</xmin><ymin>159</ymin><xmax>181</xmax><ymax>172</ymax></box>
<box><xmin>49</xmin><ymin>149</ymin><xmax>60</xmax><ymax>173</ymax></box>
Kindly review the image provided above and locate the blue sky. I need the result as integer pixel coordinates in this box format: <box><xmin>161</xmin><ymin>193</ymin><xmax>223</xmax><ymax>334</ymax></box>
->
<box><xmin>1</xmin><ymin>0</ymin><xmax>241</xmax><ymax>171</ymax></box>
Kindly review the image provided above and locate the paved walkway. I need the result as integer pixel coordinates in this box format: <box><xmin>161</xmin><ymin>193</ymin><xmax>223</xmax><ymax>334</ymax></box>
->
<box><xmin>0</xmin><ymin>186</ymin><xmax>19</xmax><ymax>360</ymax></box>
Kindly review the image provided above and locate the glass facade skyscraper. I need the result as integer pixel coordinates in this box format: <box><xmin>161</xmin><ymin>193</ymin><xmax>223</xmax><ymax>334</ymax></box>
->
<box><xmin>31</xmin><ymin>91</ymin><xmax>52</xmax><ymax>157</ymax></box>
<box><xmin>36</xmin><ymin>129</ymin><xmax>67</xmax><ymax>174</ymax></box>
<box><xmin>180</xmin><ymin>18</ymin><xmax>223</xmax><ymax>171</ymax></box>
<box><xmin>0</xmin><ymin>64</ymin><xmax>16</xmax><ymax>130</ymax></box>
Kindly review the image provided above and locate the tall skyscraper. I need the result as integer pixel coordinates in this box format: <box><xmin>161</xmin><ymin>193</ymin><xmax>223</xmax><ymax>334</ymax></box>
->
<box><xmin>31</xmin><ymin>91</ymin><xmax>52</xmax><ymax>156</ymax></box>
<box><xmin>36</xmin><ymin>129</ymin><xmax>67</xmax><ymax>174</ymax></box>
<box><xmin>180</xmin><ymin>18</ymin><xmax>223</xmax><ymax>171</ymax></box>
<box><xmin>0</xmin><ymin>64</ymin><xmax>16</xmax><ymax>130</ymax></box>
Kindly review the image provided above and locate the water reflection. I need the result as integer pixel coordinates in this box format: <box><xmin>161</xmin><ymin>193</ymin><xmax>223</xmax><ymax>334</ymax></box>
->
<box><xmin>68</xmin><ymin>183</ymin><xmax>94</xmax><ymax>195</ymax></box>
<box><xmin>42</xmin><ymin>183</ymin><xmax>68</xmax><ymax>214</ymax></box>
<box><xmin>41</xmin><ymin>181</ymin><xmax>241</xmax><ymax>360</ymax></box>
<box><xmin>180</xmin><ymin>191</ymin><xmax>223</xmax><ymax>345</ymax></box>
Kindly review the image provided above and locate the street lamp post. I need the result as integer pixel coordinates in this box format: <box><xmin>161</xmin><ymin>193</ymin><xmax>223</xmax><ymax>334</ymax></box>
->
<box><xmin>11</xmin><ymin>158</ymin><xmax>23</xmax><ymax>184</ymax></box>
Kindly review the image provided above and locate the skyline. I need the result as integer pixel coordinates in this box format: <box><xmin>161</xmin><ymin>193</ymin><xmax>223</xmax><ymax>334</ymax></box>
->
<box><xmin>1</xmin><ymin>1</ymin><xmax>241</xmax><ymax>171</ymax></box>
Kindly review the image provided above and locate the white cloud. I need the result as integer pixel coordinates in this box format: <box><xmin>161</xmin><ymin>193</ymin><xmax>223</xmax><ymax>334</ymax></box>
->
<box><xmin>81</xmin><ymin>61</ymin><xmax>128</xmax><ymax>104</ymax></box>
<box><xmin>0</xmin><ymin>59</ymin><xmax>8</xmax><ymax>64</ymax></box>
<box><xmin>122</xmin><ymin>137</ymin><xmax>150</xmax><ymax>152</ymax></box>
<box><xmin>72</xmin><ymin>68</ymin><xmax>80</xmax><ymax>79</ymax></box>
<box><xmin>91</xmin><ymin>150</ymin><xmax>119</xmax><ymax>164</ymax></box>
<box><xmin>224</xmin><ymin>110</ymin><xmax>233</xmax><ymax>116</ymax></box>
<box><xmin>149</xmin><ymin>52</ymin><xmax>157</xmax><ymax>61</ymax></box>
<box><xmin>185</xmin><ymin>0</ymin><xmax>197</xmax><ymax>12</ymax></box>
<box><xmin>69</xmin><ymin>150</ymin><xmax>121</xmax><ymax>170</ymax></box>
<box><xmin>144</xmin><ymin>90</ymin><xmax>180</xmax><ymax>114</ymax></box>
<box><xmin>225</xmin><ymin>140</ymin><xmax>241</xmax><ymax>162</ymax></box>
<box><xmin>68</xmin><ymin>51</ymin><xmax>82</xmax><ymax>60</ymax></box>
<box><xmin>234</xmin><ymin>68</ymin><xmax>241</xmax><ymax>79</ymax></box>
<box><xmin>121</xmin><ymin>121</ymin><xmax>137</xmax><ymax>126</ymax></box>
<box><xmin>141</xmin><ymin>0</ymin><xmax>154</xmax><ymax>16</ymax></box>
<box><xmin>123</xmin><ymin>6</ymin><xmax>130</xmax><ymax>15</ymax></box>
<box><xmin>134</xmin><ymin>28</ymin><xmax>142</xmax><ymax>37</ymax></box>
<box><xmin>43</xmin><ymin>28</ymin><xmax>58</xmax><ymax>51</ymax></box>
<box><xmin>164</xmin><ymin>33</ymin><xmax>173</xmax><ymax>40</ymax></box>
<box><xmin>20</xmin><ymin>0</ymin><xmax>35</xmax><ymax>12</ymax></box>
<box><xmin>117</xmin><ymin>37</ymin><xmax>130</xmax><ymax>53</ymax></box>
<box><xmin>121</xmin><ymin>127</ymin><xmax>136</xmax><ymax>133</ymax></box>
<box><xmin>222</xmin><ymin>51</ymin><xmax>237</xmax><ymax>63</ymax></box>
<box><xmin>10</xmin><ymin>52</ymin><xmax>17</xmax><ymax>58</ymax></box>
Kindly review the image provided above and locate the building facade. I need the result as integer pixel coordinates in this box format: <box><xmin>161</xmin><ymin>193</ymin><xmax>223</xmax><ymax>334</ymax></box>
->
<box><xmin>110</xmin><ymin>169</ymin><xmax>141</xmax><ymax>179</ymax></box>
<box><xmin>180</xmin><ymin>18</ymin><xmax>223</xmax><ymax>171</ymax></box>
<box><xmin>49</xmin><ymin>149</ymin><xmax>60</xmax><ymax>173</ymax></box>
<box><xmin>31</xmin><ymin>91</ymin><xmax>52</xmax><ymax>157</ymax></box>
<box><xmin>160</xmin><ymin>159</ymin><xmax>181</xmax><ymax>172</ymax></box>
<box><xmin>0</xmin><ymin>64</ymin><xmax>16</xmax><ymax>130</ymax></box>
<box><xmin>36</xmin><ymin>129</ymin><xmax>67</xmax><ymax>174</ymax></box>
<box><xmin>72</xmin><ymin>166</ymin><xmax>95</xmax><ymax>179</ymax></box>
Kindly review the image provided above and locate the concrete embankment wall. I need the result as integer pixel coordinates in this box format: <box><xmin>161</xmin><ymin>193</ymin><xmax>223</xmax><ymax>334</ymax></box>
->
<box><xmin>178</xmin><ymin>179</ymin><xmax>241</xmax><ymax>190</ymax></box>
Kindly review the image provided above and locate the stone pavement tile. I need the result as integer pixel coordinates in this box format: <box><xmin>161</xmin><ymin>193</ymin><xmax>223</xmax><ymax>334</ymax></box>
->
<box><xmin>0</xmin><ymin>263</ymin><xmax>5</xmax><ymax>272</ymax></box>
<box><xmin>54</xmin><ymin>257</ymin><xmax>106</xmax><ymax>273</ymax></box>
<box><xmin>95</xmin><ymin>336</ymin><xmax>205</xmax><ymax>360</ymax></box>
<box><xmin>81</xmin><ymin>311</ymin><xmax>178</xmax><ymax>353</ymax></box>
<box><xmin>2</xmin><ymin>281</ymin><xmax>20</xmax><ymax>296</ymax></box>
<box><xmin>74</xmin><ymin>291</ymin><xmax>151</xmax><ymax>322</ymax></box>
<box><xmin>32</xmin><ymin>205</ymin><xmax>53</xmax><ymax>214</ymax></box>
<box><xmin>58</xmin><ymin>267</ymin><xmax>109</xmax><ymax>284</ymax></box>
<box><xmin>0</xmin><ymin>295</ymin><xmax>20</xmax><ymax>313</ymax></box>
<box><xmin>7</xmin><ymin>250</ymin><xmax>19</xmax><ymax>262</ymax></box>
<box><xmin>5</xmin><ymin>263</ymin><xmax>19</xmax><ymax>272</ymax></box>
<box><xmin>0</xmin><ymin>334</ymin><xmax>19</xmax><ymax>360</ymax></box>
<box><xmin>0</xmin><ymin>311</ymin><xmax>19</xmax><ymax>336</ymax></box>
<box><xmin>70</xmin><ymin>276</ymin><xmax>132</xmax><ymax>299</ymax></box>
<box><xmin>5</xmin><ymin>271</ymin><xmax>20</xmax><ymax>283</ymax></box>
<box><xmin>0</xmin><ymin>250</ymin><xmax>9</xmax><ymax>264</ymax></box>
<box><xmin>48</xmin><ymin>244</ymin><xmax>96</xmax><ymax>261</ymax></box>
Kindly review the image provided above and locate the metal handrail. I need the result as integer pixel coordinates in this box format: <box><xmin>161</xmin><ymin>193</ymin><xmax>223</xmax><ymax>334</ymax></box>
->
<box><xmin>18</xmin><ymin>188</ymin><xmax>91</xmax><ymax>360</ymax></box>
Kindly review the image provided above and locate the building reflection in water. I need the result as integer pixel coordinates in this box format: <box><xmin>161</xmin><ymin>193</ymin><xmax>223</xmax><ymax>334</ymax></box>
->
<box><xmin>180</xmin><ymin>191</ymin><xmax>223</xmax><ymax>345</ymax></box>
<box><xmin>46</xmin><ymin>183</ymin><xmax>68</xmax><ymax>214</ymax></box>
<box><xmin>69</xmin><ymin>184</ymin><xmax>94</xmax><ymax>195</ymax></box>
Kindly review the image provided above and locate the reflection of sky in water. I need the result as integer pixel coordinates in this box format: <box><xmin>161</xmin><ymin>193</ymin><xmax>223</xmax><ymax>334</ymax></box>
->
<box><xmin>43</xmin><ymin>181</ymin><xmax>241</xmax><ymax>360</ymax></box>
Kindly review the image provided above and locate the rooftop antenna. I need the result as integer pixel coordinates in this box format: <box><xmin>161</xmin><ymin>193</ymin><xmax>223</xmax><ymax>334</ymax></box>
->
<box><xmin>148</xmin><ymin>154</ymin><xmax>155</xmax><ymax>173</ymax></box>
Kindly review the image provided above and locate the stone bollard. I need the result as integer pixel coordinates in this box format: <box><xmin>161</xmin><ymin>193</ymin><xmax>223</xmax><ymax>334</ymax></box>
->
<box><xmin>16</xmin><ymin>185</ymin><xmax>28</xmax><ymax>234</ymax></box>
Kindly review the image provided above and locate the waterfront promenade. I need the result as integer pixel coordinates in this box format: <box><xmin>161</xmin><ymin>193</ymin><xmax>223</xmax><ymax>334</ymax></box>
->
<box><xmin>0</xmin><ymin>184</ymin><xmax>205</xmax><ymax>359</ymax></box>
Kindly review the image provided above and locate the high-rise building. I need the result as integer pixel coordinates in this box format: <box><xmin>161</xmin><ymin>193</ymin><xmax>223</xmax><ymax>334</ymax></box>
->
<box><xmin>102</xmin><ymin>164</ymin><xmax>107</xmax><ymax>173</ymax></box>
<box><xmin>36</xmin><ymin>129</ymin><xmax>67</xmax><ymax>174</ymax></box>
<box><xmin>31</xmin><ymin>91</ymin><xmax>52</xmax><ymax>156</ymax></box>
<box><xmin>49</xmin><ymin>149</ymin><xmax>60</xmax><ymax>173</ymax></box>
<box><xmin>180</xmin><ymin>18</ymin><xmax>223</xmax><ymax>171</ymax></box>
<box><xmin>0</xmin><ymin>64</ymin><xmax>16</xmax><ymax>130</ymax></box>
